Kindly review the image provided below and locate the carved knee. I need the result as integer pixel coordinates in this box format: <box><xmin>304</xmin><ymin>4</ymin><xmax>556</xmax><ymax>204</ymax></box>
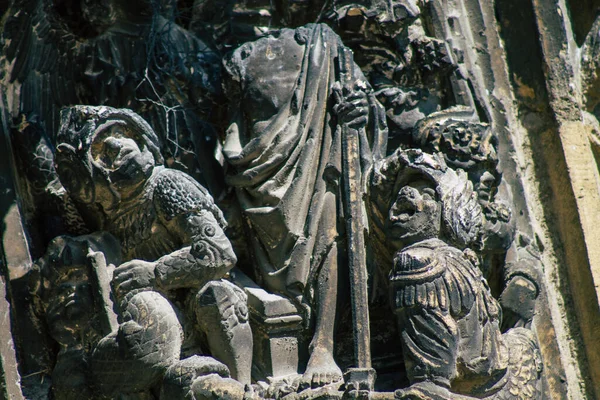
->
<box><xmin>193</xmin><ymin>279</ymin><xmax>250</xmax><ymax>336</ymax></box>
<box><xmin>90</xmin><ymin>291</ymin><xmax>183</xmax><ymax>396</ymax></box>
<box><xmin>192</xmin><ymin>279</ymin><xmax>253</xmax><ymax>384</ymax></box>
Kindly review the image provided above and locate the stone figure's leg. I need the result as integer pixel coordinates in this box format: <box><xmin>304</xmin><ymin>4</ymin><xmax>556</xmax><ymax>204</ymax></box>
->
<box><xmin>193</xmin><ymin>280</ymin><xmax>253</xmax><ymax>385</ymax></box>
<box><xmin>300</xmin><ymin>241</ymin><xmax>343</xmax><ymax>389</ymax></box>
<box><xmin>90</xmin><ymin>291</ymin><xmax>183</xmax><ymax>396</ymax></box>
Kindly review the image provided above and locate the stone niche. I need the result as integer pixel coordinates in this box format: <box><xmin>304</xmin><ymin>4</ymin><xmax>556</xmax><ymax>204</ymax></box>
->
<box><xmin>1</xmin><ymin>0</ymin><xmax>599</xmax><ymax>399</ymax></box>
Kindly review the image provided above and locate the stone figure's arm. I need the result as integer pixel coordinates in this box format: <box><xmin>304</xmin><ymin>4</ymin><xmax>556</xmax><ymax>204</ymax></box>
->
<box><xmin>112</xmin><ymin>211</ymin><xmax>236</xmax><ymax>296</ymax></box>
<box><xmin>153</xmin><ymin>210</ymin><xmax>237</xmax><ymax>291</ymax></box>
<box><xmin>499</xmin><ymin>233</ymin><xmax>542</xmax><ymax>329</ymax></box>
<box><xmin>153</xmin><ymin>170</ymin><xmax>236</xmax><ymax>291</ymax></box>
<box><xmin>112</xmin><ymin>170</ymin><xmax>236</xmax><ymax>297</ymax></box>
<box><xmin>480</xmin><ymin>178</ymin><xmax>516</xmax><ymax>253</ymax></box>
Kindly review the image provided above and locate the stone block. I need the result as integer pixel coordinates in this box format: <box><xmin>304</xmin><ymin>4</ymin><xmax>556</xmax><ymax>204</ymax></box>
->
<box><xmin>230</xmin><ymin>268</ymin><xmax>304</xmax><ymax>380</ymax></box>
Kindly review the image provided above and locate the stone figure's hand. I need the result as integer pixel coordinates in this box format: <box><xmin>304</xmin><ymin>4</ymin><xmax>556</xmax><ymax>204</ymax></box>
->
<box><xmin>500</xmin><ymin>275</ymin><xmax>538</xmax><ymax>329</ymax></box>
<box><xmin>332</xmin><ymin>81</ymin><xmax>369</xmax><ymax>130</ymax></box>
<box><xmin>112</xmin><ymin>260</ymin><xmax>157</xmax><ymax>299</ymax></box>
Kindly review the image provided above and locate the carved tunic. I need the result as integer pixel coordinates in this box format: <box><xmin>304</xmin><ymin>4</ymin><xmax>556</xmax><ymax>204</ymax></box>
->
<box><xmin>390</xmin><ymin>239</ymin><xmax>508</xmax><ymax>387</ymax></box>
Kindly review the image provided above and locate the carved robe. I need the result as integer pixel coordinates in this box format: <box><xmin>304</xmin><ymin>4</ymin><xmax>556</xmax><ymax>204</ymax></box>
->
<box><xmin>223</xmin><ymin>24</ymin><xmax>388</xmax><ymax>305</ymax></box>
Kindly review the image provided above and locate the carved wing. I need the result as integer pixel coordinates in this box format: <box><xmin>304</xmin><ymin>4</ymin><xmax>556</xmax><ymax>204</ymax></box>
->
<box><xmin>3</xmin><ymin>0</ymin><xmax>119</xmax><ymax>137</ymax></box>
<box><xmin>2</xmin><ymin>0</ymin><xmax>224</xmax><ymax>194</ymax></box>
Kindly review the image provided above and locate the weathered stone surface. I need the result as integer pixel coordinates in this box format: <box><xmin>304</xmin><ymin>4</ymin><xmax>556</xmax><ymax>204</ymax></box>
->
<box><xmin>1</xmin><ymin>0</ymin><xmax>599</xmax><ymax>398</ymax></box>
<box><xmin>0</xmin><ymin>274</ymin><xmax>23</xmax><ymax>400</ymax></box>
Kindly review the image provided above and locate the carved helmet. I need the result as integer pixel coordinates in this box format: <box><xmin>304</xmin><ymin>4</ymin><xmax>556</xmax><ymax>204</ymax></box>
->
<box><xmin>395</xmin><ymin>149</ymin><xmax>483</xmax><ymax>249</ymax></box>
<box><xmin>55</xmin><ymin>106</ymin><xmax>164</xmax><ymax>205</ymax></box>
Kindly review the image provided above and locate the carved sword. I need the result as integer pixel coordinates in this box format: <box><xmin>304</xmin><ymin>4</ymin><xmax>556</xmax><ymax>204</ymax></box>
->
<box><xmin>87</xmin><ymin>249</ymin><xmax>119</xmax><ymax>335</ymax></box>
<box><xmin>337</xmin><ymin>45</ymin><xmax>376</xmax><ymax>393</ymax></box>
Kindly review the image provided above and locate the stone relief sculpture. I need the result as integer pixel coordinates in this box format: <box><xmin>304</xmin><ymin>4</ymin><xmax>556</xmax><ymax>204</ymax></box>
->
<box><xmin>0</xmin><ymin>1</ymin><xmax>564</xmax><ymax>399</ymax></box>
<box><xmin>35</xmin><ymin>233</ymin><xmax>183</xmax><ymax>399</ymax></box>
<box><xmin>391</xmin><ymin>240</ymin><xmax>542</xmax><ymax>399</ymax></box>
<box><xmin>222</xmin><ymin>23</ymin><xmax>387</xmax><ymax>392</ymax></box>
<box><xmin>373</xmin><ymin>149</ymin><xmax>542</xmax><ymax>399</ymax></box>
<box><xmin>44</xmin><ymin>105</ymin><xmax>254</xmax><ymax>398</ymax></box>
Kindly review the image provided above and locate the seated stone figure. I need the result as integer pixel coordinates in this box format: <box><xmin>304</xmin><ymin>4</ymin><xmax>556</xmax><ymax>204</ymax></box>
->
<box><xmin>375</xmin><ymin>150</ymin><xmax>542</xmax><ymax>398</ymax></box>
<box><xmin>53</xmin><ymin>105</ymin><xmax>252</xmax><ymax>385</ymax></box>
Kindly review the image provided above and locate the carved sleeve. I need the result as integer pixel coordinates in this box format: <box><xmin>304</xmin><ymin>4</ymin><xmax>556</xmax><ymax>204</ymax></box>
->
<box><xmin>153</xmin><ymin>211</ymin><xmax>237</xmax><ymax>291</ymax></box>
<box><xmin>151</xmin><ymin>170</ymin><xmax>236</xmax><ymax>291</ymax></box>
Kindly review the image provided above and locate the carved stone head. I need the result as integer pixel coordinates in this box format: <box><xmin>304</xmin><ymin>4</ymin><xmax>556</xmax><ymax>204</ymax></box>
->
<box><xmin>55</xmin><ymin>106</ymin><xmax>164</xmax><ymax>212</ymax></box>
<box><xmin>37</xmin><ymin>232</ymin><xmax>121</xmax><ymax>348</ymax></box>
<box><xmin>388</xmin><ymin>169</ymin><xmax>442</xmax><ymax>248</ymax></box>
<box><xmin>386</xmin><ymin>149</ymin><xmax>483</xmax><ymax>251</ymax></box>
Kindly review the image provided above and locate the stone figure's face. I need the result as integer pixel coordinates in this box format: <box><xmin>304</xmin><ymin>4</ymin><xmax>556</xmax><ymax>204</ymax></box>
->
<box><xmin>231</xmin><ymin>29</ymin><xmax>304</xmax><ymax>135</ymax></box>
<box><xmin>56</xmin><ymin>106</ymin><xmax>161</xmax><ymax>214</ymax></box>
<box><xmin>90</xmin><ymin>122</ymin><xmax>155</xmax><ymax>202</ymax></box>
<box><xmin>387</xmin><ymin>177</ymin><xmax>442</xmax><ymax>249</ymax></box>
<box><xmin>45</xmin><ymin>266</ymin><xmax>94</xmax><ymax>347</ymax></box>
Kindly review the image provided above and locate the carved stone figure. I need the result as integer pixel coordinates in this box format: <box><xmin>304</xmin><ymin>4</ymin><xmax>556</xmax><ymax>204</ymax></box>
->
<box><xmin>222</xmin><ymin>23</ymin><xmax>388</xmax><ymax>390</ymax></box>
<box><xmin>35</xmin><ymin>232</ymin><xmax>183</xmax><ymax>399</ymax></box>
<box><xmin>52</xmin><ymin>105</ymin><xmax>253</xmax><ymax>385</ymax></box>
<box><xmin>36</xmin><ymin>232</ymin><xmax>251</xmax><ymax>400</ymax></box>
<box><xmin>409</xmin><ymin>109</ymin><xmax>540</xmax><ymax>330</ymax></box>
<box><xmin>391</xmin><ymin>240</ymin><xmax>542</xmax><ymax>399</ymax></box>
<box><xmin>373</xmin><ymin>150</ymin><xmax>542</xmax><ymax>398</ymax></box>
<box><xmin>324</xmin><ymin>0</ymin><xmax>454</xmax><ymax>149</ymax></box>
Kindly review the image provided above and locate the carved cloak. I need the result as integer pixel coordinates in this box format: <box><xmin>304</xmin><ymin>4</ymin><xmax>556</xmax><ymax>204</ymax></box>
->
<box><xmin>223</xmin><ymin>24</ymin><xmax>388</xmax><ymax>305</ymax></box>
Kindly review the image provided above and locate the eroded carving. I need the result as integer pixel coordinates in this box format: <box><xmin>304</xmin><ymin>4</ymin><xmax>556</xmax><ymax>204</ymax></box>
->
<box><xmin>43</xmin><ymin>105</ymin><xmax>253</xmax><ymax>397</ymax></box>
<box><xmin>391</xmin><ymin>240</ymin><xmax>542</xmax><ymax>399</ymax></box>
<box><xmin>1</xmin><ymin>1</ymin><xmax>553</xmax><ymax>398</ymax></box>
<box><xmin>222</xmin><ymin>23</ymin><xmax>387</xmax><ymax>393</ymax></box>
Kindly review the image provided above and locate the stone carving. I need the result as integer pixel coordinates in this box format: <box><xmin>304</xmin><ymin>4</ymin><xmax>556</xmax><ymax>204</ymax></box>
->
<box><xmin>0</xmin><ymin>1</ymin><xmax>565</xmax><ymax>398</ymax></box>
<box><xmin>373</xmin><ymin>150</ymin><xmax>542</xmax><ymax>398</ymax></box>
<box><xmin>35</xmin><ymin>232</ymin><xmax>183</xmax><ymax>399</ymax></box>
<box><xmin>222</xmin><ymin>23</ymin><xmax>387</xmax><ymax>392</ymax></box>
<box><xmin>324</xmin><ymin>0</ymin><xmax>454</xmax><ymax>151</ymax></box>
<box><xmin>391</xmin><ymin>240</ymin><xmax>542</xmax><ymax>399</ymax></box>
<box><xmin>46</xmin><ymin>105</ymin><xmax>253</xmax><ymax>396</ymax></box>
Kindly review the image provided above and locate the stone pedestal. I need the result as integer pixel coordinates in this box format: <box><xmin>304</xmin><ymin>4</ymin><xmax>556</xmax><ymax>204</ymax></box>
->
<box><xmin>230</xmin><ymin>269</ymin><xmax>304</xmax><ymax>380</ymax></box>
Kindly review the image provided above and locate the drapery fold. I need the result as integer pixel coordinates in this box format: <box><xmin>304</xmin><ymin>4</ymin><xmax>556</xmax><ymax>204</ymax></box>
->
<box><xmin>223</xmin><ymin>23</ymin><xmax>387</xmax><ymax>303</ymax></box>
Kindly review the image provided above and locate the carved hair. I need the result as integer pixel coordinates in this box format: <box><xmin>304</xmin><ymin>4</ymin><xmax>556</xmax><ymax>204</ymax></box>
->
<box><xmin>437</xmin><ymin>169</ymin><xmax>483</xmax><ymax>249</ymax></box>
<box><xmin>56</xmin><ymin>105</ymin><xmax>164</xmax><ymax>165</ymax></box>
